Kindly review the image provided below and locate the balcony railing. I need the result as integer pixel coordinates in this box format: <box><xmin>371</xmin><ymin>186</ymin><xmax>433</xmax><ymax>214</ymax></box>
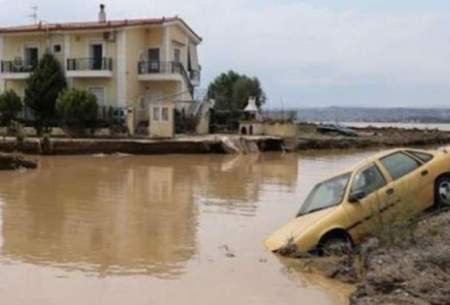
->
<box><xmin>138</xmin><ymin>61</ymin><xmax>183</xmax><ymax>75</ymax></box>
<box><xmin>190</xmin><ymin>70</ymin><xmax>201</xmax><ymax>83</ymax></box>
<box><xmin>67</xmin><ymin>58</ymin><xmax>113</xmax><ymax>71</ymax></box>
<box><xmin>1</xmin><ymin>60</ymin><xmax>37</xmax><ymax>73</ymax></box>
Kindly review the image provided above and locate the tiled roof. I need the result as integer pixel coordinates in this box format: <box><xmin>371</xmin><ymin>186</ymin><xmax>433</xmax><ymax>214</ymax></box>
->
<box><xmin>0</xmin><ymin>17</ymin><xmax>202</xmax><ymax>41</ymax></box>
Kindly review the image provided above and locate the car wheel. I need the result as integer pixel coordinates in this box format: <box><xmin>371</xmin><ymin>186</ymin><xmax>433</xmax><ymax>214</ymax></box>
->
<box><xmin>435</xmin><ymin>175</ymin><xmax>450</xmax><ymax>207</ymax></box>
<box><xmin>319</xmin><ymin>236</ymin><xmax>352</xmax><ymax>256</ymax></box>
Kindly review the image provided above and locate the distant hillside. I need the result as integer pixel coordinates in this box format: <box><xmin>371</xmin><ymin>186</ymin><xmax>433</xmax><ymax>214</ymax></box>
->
<box><xmin>264</xmin><ymin>107</ymin><xmax>450</xmax><ymax>123</ymax></box>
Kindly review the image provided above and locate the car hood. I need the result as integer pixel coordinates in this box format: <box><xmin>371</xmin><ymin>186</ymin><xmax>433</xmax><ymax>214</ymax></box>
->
<box><xmin>265</xmin><ymin>207</ymin><xmax>336</xmax><ymax>252</ymax></box>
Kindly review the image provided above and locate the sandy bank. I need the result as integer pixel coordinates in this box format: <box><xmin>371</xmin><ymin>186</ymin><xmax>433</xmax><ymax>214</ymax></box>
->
<box><xmin>285</xmin><ymin>208</ymin><xmax>450</xmax><ymax>305</ymax></box>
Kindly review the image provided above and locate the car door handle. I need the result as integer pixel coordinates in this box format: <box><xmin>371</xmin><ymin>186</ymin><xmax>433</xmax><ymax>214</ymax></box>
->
<box><xmin>421</xmin><ymin>170</ymin><xmax>429</xmax><ymax>177</ymax></box>
<box><xmin>386</xmin><ymin>188</ymin><xmax>395</xmax><ymax>195</ymax></box>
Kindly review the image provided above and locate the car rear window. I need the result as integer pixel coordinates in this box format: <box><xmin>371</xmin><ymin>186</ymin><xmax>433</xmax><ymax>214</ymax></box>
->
<box><xmin>407</xmin><ymin>151</ymin><xmax>434</xmax><ymax>163</ymax></box>
<box><xmin>381</xmin><ymin>152</ymin><xmax>421</xmax><ymax>180</ymax></box>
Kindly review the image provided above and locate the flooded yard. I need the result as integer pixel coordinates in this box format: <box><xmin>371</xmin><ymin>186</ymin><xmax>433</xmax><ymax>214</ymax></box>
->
<box><xmin>0</xmin><ymin>150</ymin><xmax>378</xmax><ymax>305</ymax></box>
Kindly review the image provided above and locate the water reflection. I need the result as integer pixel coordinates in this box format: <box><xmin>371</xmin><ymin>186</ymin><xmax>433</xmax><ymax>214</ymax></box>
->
<box><xmin>195</xmin><ymin>154</ymin><xmax>299</xmax><ymax>216</ymax></box>
<box><xmin>0</xmin><ymin>157</ymin><xmax>197</xmax><ymax>277</ymax></box>
<box><xmin>0</xmin><ymin>153</ymin><xmax>299</xmax><ymax>278</ymax></box>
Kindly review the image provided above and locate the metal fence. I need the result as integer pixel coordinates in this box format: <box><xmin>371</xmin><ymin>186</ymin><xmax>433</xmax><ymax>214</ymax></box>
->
<box><xmin>14</xmin><ymin>105</ymin><xmax>125</xmax><ymax>127</ymax></box>
<box><xmin>137</xmin><ymin>61</ymin><xmax>183</xmax><ymax>74</ymax></box>
<box><xmin>66</xmin><ymin>58</ymin><xmax>113</xmax><ymax>71</ymax></box>
<box><xmin>1</xmin><ymin>60</ymin><xmax>37</xmax><ymax>73</ymax></box>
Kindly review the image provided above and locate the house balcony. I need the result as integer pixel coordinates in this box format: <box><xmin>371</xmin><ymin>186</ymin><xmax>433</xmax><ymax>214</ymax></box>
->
<box><xmin>66</xmin><ymin>58</ymin><xmax>113</xmax><ymax>78</ymax></box>
<box><xmin>137</xmin><ymin>61</ymin><xmax>185</xmax><ymax>82</ymax></box>
<box><xmin>0</xmin><ymin>60</ymin><xmax>37</xmax><ymax>80</ymax></box>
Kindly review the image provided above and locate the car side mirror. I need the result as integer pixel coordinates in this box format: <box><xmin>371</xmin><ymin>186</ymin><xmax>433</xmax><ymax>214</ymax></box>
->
<box><xmin>349</xmin><ymin>190</ymin><xmax>366</xmax><ymax>203</ymax></box>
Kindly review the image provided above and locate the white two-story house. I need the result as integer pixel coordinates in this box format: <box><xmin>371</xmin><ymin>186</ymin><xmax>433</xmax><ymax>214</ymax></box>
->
<box><xmin>0</xmin><ymin>5</ymin><xmax>202</xmax><ymax>134</ymax></box>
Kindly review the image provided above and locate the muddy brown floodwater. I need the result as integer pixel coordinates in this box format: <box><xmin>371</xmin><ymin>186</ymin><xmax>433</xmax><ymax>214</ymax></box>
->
<box><xmin>0</xmin><ymin>150</ymin><xmax>379</xmax><ymax>305</ymax></box>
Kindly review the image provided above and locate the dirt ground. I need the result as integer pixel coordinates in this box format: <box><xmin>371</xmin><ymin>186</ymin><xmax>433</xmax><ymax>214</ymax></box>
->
<box><xmin>292</xmin><ymin>124</ymin><xmax>450</xmax><ymax>150</ymax></box>
<box><xmin>316</xmin><ymin>209</ymin><xmax>450</xmax><ymax>305</ymax></box>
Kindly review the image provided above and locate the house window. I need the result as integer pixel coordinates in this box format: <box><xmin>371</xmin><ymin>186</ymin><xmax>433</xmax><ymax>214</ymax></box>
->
<box><xmin>153</xmin><ymin>107</ymin><xmax>160</xmax><ymax>122</ymax></box>
<box><xmin>161</xmin><ymin>107</ymin><xmax>169</xmax><ymax>121</ymax></box>
<box><xmin>53</xmin><ymin>44</ymin><xmax>62</xmax><ymax>53</ymax></box>
<box><xmin>148</xmin><ymin>48</ymin><xmax>160</xmax><ymax>62</ymax></box>
<box><xmin>174</xmin><ymin>48</ymin><xmax>181</xmax><ymax>63</ymax></box>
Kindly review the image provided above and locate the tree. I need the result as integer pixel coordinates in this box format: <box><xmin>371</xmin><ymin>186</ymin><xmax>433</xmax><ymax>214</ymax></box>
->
<box><xmin>24</xmin><ymin>52</ymin><xmax>67</xmax><ymax>134</ymax></box>
<box><xmin>56</xmin><ymin>88</ymin><xmax>98</xmax><ymax>136</ymax></box>
<box><xmin>207</xmin><ymin>71</ymin><xmax>266</xmax><ymax>111</ymax></box>
<box><xmin>0</xmin><ymin>90</ymin><xmax>23</xmax><ymax>126</ymax></box>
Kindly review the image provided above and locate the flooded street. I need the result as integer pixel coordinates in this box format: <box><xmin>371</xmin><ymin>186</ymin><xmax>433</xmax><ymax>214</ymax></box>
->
<box><xmin>0</xmin><ymin>150</ymin><xmax>378</xmax><ymax>305</ymax></box>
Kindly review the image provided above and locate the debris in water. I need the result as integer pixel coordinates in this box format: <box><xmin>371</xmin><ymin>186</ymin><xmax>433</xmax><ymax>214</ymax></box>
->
<box><xmin>0</xmin><ymin>153</ymin><xmax>38</xmax><ymax>170</ymax></box>
<box><xmin>220</xmin><ymin>245</ymin><xmax>236</xmax><ymax>258</ymax></box>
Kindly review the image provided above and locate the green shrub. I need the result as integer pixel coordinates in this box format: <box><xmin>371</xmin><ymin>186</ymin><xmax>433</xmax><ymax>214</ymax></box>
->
<box><xmin>56</xmin><ymin>88</ymin><xmax>98</xmax><ymax>136</ymax></box>
<box><xmin>25</xmin><ymin>53</ymin><xmax>67</xmax><ymax>134</ymax></box>
<box><xmin>0</xmin><ymin>90</ymin><xmax>23</xmax><ymax>126</ymax></box>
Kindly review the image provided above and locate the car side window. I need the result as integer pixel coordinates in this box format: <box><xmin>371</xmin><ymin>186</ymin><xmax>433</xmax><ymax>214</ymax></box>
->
<box><xmin>381</xmin><ymin>152</ymin><xmax>421</xmax><ymax>180</ymax></box>
<box><xmin>406</xmin><ymin>151</ymin><xmax>433</xmax><ymax>163</ymax></box>
<box><xmin>351</xmin><ymin>164</ymin><xmax>386</xmax><ymax>196</ymax></box>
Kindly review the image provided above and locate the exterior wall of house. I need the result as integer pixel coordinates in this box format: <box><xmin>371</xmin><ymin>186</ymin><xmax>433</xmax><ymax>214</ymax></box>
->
<box><xmin>67</xmin><ymin>31</ymin><xmax>118</xmax><ymax>108</ymax></box>
<box><xmin>116</xmin><ymin>29</ymin><xmax>127</xmax><ymax>108</ymax></box>
<box><xmin>124</xmin><ymin>27</ymin><xmax>147</xmax><ymax>110</ymax></box>
<box><xmin>169</xmin><ymin>25</ymin><xmax>189</xmax><ymax>68</ymax></box>
<box><xmin>71</xmin><ymin>78</ymin><xmax>116</xmax><ymax>107</ymax></box>
<box><xmin>4</xmin><ymin>80</ymin><xmax>26</xmax><ymax>97</ymax></box>
<box><xmin>149</xmin><ymin>101</ymin><xmax>175</xmax><ymax>138</ymax></box>
<box><xmin>68</xmin><ymin>31</ymin><xmax>116</xmax><ymax>60</ymax></box>
<box><xmin>125</xmin><ymin>25</ymin><xmax>196</xmax><ymax>129</ymax></box>
<box><xmin>2</xmin><ymin>34</ymin><xmax>49</xmax><ymax>61</ymax></box>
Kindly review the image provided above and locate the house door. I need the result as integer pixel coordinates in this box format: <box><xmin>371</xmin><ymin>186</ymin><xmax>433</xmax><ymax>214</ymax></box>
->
<box><xmin>344</xmin><ymin>163</ymin><xmax>390</xmax><ymax>243</ymax></box>
<box><xmin>90</xmin><ymin>43</ymin><xmax>103</xmax><ymax>70</ymax></box>
<box><xmin>148</xmin><ymin>48</ymin><xmax>160</xmax><ymax>72</ymax></box>
<box><xmin>88</xmin><ymin>87</ymin><xmax>105</xmax><ymax>107</ymax></box>
<box><xmin>24</xmin><ymin>46</ymin><xmax>39</xmax><ymax>68</ymax></box>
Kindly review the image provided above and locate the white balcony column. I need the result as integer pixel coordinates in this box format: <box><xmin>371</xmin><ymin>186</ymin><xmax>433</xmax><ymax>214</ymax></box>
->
<box><xmin>0</xmin><ymin>35</ymin><xmax>3</xmax><ymax>66</ymax></box>
<box><xmin>185</xmin><ymin>36</ymin><xmax>189</xmax><ymax>68</ymax></box>
<box><xmin>116</xmin><ymin>29</ymin><xmax>127</xmax><ymax>108</ymax></box>
<box><xmin>162</xmin><ymin>25</ymin><xmax>171</xmax><ymax>63</ymax></box>
<box><xmin>64</xmin><ymin>34</ymin><xmax>72</xmax><ymax>87</ymax></box>
<box><xmin>0</xmin><ymin>35</ymin><xmax>4</xmax><ymax>91</ymax></box>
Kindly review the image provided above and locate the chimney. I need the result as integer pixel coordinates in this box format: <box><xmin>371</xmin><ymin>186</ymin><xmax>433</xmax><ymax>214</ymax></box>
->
<box><xmin>98</xmin><ymin>4</ymin><xmax>106</xmax><ymax>23</ymax></box>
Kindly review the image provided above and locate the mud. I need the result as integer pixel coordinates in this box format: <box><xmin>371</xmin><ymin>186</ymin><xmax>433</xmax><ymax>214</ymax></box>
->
<box><xmin>322</xmin><ymin>209</ymin><xmax>450</xmax><ymax>305</ymax></box>
<box><xmin>291</xmin><ymin>124</ymin><xmax>450</xmax><ymax>151</ymax></box>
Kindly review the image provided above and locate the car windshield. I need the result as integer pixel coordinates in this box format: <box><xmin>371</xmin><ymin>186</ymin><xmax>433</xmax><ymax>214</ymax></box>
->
<box><xmin>297</xmin><ymin>173</ymin><xmax>351</xmax><ymax>217</ymax></box>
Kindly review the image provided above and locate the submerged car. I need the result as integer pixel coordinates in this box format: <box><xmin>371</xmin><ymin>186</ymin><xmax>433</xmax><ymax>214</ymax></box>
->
<box><xmin>265</xmin><ymin>148</ymin><xmax>450</xmax><ymax>254</ymax></box>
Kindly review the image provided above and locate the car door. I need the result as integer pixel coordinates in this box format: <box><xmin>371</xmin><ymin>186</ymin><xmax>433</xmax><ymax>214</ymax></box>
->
<box><xmin>404</xmin><ymin>150</ymin><xmax>435</xmax><ymax>210</ymax></box>
<box><xmin>378</xmin><ymin>151</ymin><xmax>428</xmax><ymax>223</ymax></box>
<box><xmin>343</xmin><ymin>163</ymin><xmax>390</xmax><ymax>243</ymax></box>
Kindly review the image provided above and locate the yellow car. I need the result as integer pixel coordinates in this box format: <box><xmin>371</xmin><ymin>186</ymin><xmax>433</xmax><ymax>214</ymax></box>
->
<box><xmin>265</xmin><ymin>148</ymin><xmax>450</xmax><ymax>254</ymax></box>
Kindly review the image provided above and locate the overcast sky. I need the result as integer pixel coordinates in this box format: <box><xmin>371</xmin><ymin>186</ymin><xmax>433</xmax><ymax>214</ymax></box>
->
<box><xmin>1</xmin><ymin>0</ymin><xmax>450</xmax><ymax>108</ymax></box>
